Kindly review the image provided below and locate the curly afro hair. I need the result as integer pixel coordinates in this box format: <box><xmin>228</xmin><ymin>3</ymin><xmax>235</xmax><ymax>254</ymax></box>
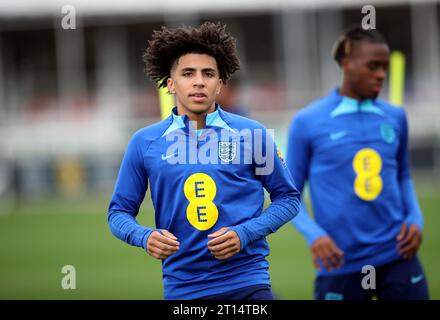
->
<box><xmin>143</xmin><ymin>21</ymin><xmax>240</xmax><ymax>88</ymax></box>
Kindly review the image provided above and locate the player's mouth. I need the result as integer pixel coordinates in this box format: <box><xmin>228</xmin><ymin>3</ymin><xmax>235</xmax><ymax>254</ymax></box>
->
<box><xmin>189</xmin><ymin>93</ymin><xmax>208</xmax><ymax>103</ymax></box>
<box><xmin>371</xmin><ymin>82</ymin><xmax>383</xmax><ymax>94</ymax></box>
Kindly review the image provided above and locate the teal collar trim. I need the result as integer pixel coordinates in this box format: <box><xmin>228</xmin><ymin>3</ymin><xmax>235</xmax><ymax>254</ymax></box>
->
<box><xmin>360</xmin><ymin>99</ymin><xmax>385</xmax><ymax>116</ymax></box>
<box><xmin>330</xmin><ymin>96</ymin><xmax>358</xmax><ymax>117</ymax></box>
<box><xmin>161</xmin><ymin>110</ymin><xmax>186</xmax><ymax>137</ymax></box>
<box><xmin>161</xmin><ymin>106</ymin><xmax>235</xmax><ymax>137</ymax></box>
<box><xmin>206</xmin><ymin>108</ymin><xmax>235</xmax><ymax>132</ymax></box>
<box><xmin>330</xmin><ymin>96</ymin><xmax>385</xmax><ymax>118</ymax></box>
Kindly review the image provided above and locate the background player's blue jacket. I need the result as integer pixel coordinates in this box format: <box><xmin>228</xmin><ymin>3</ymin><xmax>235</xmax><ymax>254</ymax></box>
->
<box><xmin>108</xmin><ymin>105</ymin><xmax>300</xmax><ymax>299</ymax></box>
<box><xmin>287</xmin><ymin>89</ymin><xmax>424</xmax><ymax>276</ymax></box>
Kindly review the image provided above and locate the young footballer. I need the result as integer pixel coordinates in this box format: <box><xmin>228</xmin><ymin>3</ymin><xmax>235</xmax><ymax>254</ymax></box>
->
<box><xmin>108</xmin><ymin>22</ymin><xmax>300</xmax><ymax>300</ymax></box>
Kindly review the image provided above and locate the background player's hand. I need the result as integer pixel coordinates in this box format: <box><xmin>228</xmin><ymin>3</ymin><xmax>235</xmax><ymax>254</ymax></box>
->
<box><xmin>311</xmin><ymin>236</ymin><xmax>344</xmax><ymax>272</ymax></box>
<box><xmin>146</xmin><ymin>229</ymin><xmax>180</xmax><ymax>260</ymax></box>
<box><xmin>397</xmin><ymin>223</ymin><xmax>422</xmax><ymax>260</ymax></box>
<box><xmin>207</xmin><ymin>227</ymin><xmax>241</xmax><ymax>260</ymax></box>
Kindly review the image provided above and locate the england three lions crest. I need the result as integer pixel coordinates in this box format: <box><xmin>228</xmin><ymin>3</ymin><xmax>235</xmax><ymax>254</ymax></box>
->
<box><xmin>218</xmin><ymin>141</ymin><xmax>237</xmax><ymax>163</ymax></box>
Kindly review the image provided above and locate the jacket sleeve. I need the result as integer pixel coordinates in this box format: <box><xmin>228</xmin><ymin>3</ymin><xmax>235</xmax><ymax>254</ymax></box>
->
<box><xmin>107</xmin><ymin>133</ymin><xmax>154</xmax><ymax>250</ymax></box>
<box><xmin>396</xmin><ymin>109</ymin><xmax>424</xmax><ymax>230</ymax></box>
<box><xmin>286</xmin><ymin>113</ymin><xmax>327</xmax><ymax>246</ymax></box>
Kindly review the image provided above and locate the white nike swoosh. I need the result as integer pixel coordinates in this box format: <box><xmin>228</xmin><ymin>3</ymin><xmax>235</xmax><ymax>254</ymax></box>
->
<box><xmin>161</xmin><ymin>152</ymin><xmax>178</xmax><ymax>160</ymax></box>
<box><xmin>329</xmin><ymin>131</ymin><xmax>348</xmax><ymax>141</ymax></box>
<box><xmin>410</xmin><ymin>275</ymin><xmax>424</xmax><ymax>284</ymax></box>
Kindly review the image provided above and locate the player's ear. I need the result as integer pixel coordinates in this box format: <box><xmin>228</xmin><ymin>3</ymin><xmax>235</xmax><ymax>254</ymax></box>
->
<box><xmin>217</xmin><ymin>79</ymin><xmax>223</xmax><ymax>95</ymax></box>
<box><xmin>167</xmin><ymin>78</ymin><xmax>175</xmax><ymax>94</ymax></box>
<box><xmin>340</xmin><ymin>56</ymin><xmax>348</xmax><ymax>68</ymax></box>
<box><xmin>341</xmin><ymin>56</ymin><xmax>352</xmax><ymax>72</ymax></box>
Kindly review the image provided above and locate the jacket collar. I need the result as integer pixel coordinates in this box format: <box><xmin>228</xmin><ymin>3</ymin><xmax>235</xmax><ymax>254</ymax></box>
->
<box><xmin>162</xmin><ymin>104</ymin><xmax>235</xmax><ymax>137</ymax></box>
<box><xmin>330</xmin><ymin>88</ymin><xmax>385</xmax><ymax>118</ymax></box>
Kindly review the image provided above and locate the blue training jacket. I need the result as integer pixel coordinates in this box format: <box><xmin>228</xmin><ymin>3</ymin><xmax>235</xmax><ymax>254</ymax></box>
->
<box><xmin>287</xmin><ymin>89</ymin><xmax>424</xmax><ymax>276</ymax></box>
<box><xmin>108</xmin><ymin>105</ymin><xmax>300</xmax><ymax>299</ymax></box>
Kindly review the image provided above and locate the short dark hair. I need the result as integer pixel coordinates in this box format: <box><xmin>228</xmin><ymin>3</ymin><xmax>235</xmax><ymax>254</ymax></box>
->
<box><xmin>143</xmin><ymin>21</ymin><xmax>240</xmax><ymax>88</ymax></box>
<box><xmin>332</xmin><ymin>25</ymin><xmax>387</xmax><ymax>66</ymax></box>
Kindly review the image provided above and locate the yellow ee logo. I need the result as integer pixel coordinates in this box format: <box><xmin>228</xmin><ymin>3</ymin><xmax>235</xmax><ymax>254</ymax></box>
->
<box><xmin>352</xmin><ymin>148</ymin><xmax>383</xmax><ymax>201</ymax></box>
<box><xmin>183</xmin><ymin>173</ymin><xmax>219</xmax><ymax>231</ymax></box>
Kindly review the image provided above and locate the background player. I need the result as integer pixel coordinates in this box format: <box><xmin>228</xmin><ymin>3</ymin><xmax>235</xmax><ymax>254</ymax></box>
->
<box><xmin>287</xmin><ymin>26</ymin><xmax>429</xmax><ymax>300</ymax></box>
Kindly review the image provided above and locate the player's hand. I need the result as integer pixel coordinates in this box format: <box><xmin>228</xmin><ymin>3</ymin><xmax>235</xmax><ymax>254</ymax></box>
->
<box><xmin>207</xmin><ymin>227</ymin><xmax>241</xmax><ymax>260</ymax></box>
<box><xmin>146</xmin><ymin>229</ymin><xmax>180</xmax><ymax>260</ymax></box>
<box><xmin>311</xmin><ymin>236</ymin><xmax>344</xmax><ymax>272</ymax></box>
<box><xmin>397</xmin><ymin>223</ymin><xmax>422</xmax><ymax>260</ymax></box>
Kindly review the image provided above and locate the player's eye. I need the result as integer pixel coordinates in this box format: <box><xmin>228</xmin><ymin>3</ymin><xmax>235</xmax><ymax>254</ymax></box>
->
<box><xmin>367</xmin><ymin>62</ymin><xmax>380</xmax><ymax>71</ymax></box>
<box><xmin>204</xmin><ymin>71</ymin><xmax>215</xmax><ymax>78</ymax></box>
<box><xmin>182</xmin><ymin>71</ymin><xmax>193</xmax><ymax>77</ymax></box>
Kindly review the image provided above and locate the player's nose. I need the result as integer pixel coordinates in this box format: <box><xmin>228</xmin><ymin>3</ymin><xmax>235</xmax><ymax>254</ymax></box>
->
<box><xmin>376</xmin><ymin>67</ymin><xmax>386</xmax><ymax>81</ymax></box>
<box><xmin>193</xmin><ymin>72</ymin><xmax>205</xmax><ymax>87</ymax></box>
